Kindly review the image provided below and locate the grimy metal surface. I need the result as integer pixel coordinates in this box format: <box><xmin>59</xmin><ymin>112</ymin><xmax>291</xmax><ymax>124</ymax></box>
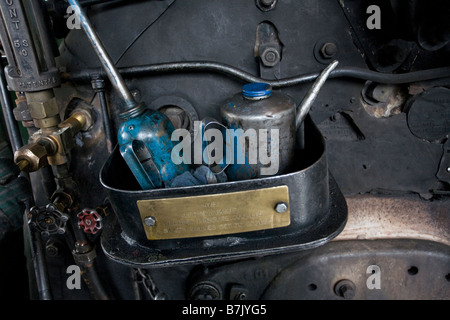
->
<box><xmin>261</xmin><ymin>239</ymin><xmax>450</xmax><ymax>300</ymax></box>
<box><xmin>0</xmin><ymin>0</ymin><xmax>447</xmax><ymax>300</ymax></box>
<box><xmin>176</xmin><ymin>239</ymin><xmax>449</xmax><ymax>300</ymax></box>
<box><xmin>335</xmin><ymin>194</ymin><xmax>450</xmax><ymax>247</ymax></box>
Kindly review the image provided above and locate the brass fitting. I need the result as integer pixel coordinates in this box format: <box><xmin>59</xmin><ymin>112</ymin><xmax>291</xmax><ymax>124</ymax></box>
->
<box><xmin>14</xmin><ymin>138</ymin><xmax>57</xmax><ymax>172</ymax></box>
<box><xmin>51</xmin><ymin>189</ymin><xmax>75</xmax><ymax>213</ymax></box>
<box><xmin>45</xmin><ymin>128</ymin><xmax>72</xmax><ymax>166</ymax></box>
<box><xmin>25</xmin><ymin>91</ymin><xmax>61</xmax><ymax>129</ymax></box>
<box><xmin>59</xmin><ymin>108</ymin><xmax>93</xmax><ymax>134</ymax></box>
<box><xmin>14</xmin><ymin>105</ymin><xmax>94</xmax><ymax>172</ymax></box>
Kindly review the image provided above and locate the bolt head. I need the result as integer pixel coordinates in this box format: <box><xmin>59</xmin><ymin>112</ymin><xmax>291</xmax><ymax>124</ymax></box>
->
<box><xmin>261</xmin><ymin>47</ymin><xmax>280</xmax><ymax>67</ymax></box>
<box><xmin>91</xmin><ymin>78</ymin><xmax>105</xmax><ymax>91</ymax></box>
<box><xmin>274</xmin><ymin>202</ymin><xmax>288</xmax><ymax>213</ymax></box>
<box><xmin>320</xmin><ymin>42</ymin><xmax>338</xmax><ymax>59</ymax></box>
<box><xmin>257</xmin><ymin>0</ymin><xmax>277</xmax><ymax>11</ymax></box>
<box><xmin>144</xmin><ymin>216</ymin><xmax>156</xmax><ymax>227</ymax></box>
<box><xmin>46</xmin><ymin>243</ymin><xmax>59</xmax><ymax>257</ymax></box>
<box><xmin>334</xmin><ymin>279</ymin><xmax>356</xmax><ymax>299</ymax></box>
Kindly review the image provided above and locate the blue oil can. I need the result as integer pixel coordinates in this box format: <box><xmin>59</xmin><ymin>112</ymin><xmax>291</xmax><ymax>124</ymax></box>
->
<box><xmin>118</xmin><ymin>105</ymin><xmax>190</xmax><ymax>189</ymax></box>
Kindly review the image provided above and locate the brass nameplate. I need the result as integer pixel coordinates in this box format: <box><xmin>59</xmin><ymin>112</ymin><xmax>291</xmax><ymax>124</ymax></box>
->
<box><xmin>137</xmin><ymin>186</ymin><xmax>290</xmax><ymax>240</ymax></box>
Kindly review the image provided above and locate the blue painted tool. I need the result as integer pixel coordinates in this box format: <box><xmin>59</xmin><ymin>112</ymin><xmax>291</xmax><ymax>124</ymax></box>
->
<box><xmin>67</xmin><ymin>0</ymin><xmax>190</xmax><ymax>189</ymax></box>
<box><xmin>118</xmin><ymin>106</ymin><xmax>190</xmax><ymax>190</ymax></box>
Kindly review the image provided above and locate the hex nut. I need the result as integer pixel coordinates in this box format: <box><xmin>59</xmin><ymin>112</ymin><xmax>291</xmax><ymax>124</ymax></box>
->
<box><xmin>189</xmin><ymin>282</ymin><xmax>222</xmax><ymax>300</ymax></box>
<box><xmin>28</xmin><ymin>97</ymin><xmax>59</xmax><ymax>120</ymax></box>
<box><xmin>14</xmin><ymin>142</ymin><xmax>50</xmax><ymax>172</ymax></box>
<box><xmin>144</xmin><ymin>216</ymin><xmax>156</xmax><ymax>227</ymax></box>
<box><xmin>261</xmin><ymin>47</ymin><xmax>281</xmax><ymax>67</ymax></box>
<box><xmin>274</xmin><ymin>202</ymin><xmax>288</xmax><ymax>213</ymax></box>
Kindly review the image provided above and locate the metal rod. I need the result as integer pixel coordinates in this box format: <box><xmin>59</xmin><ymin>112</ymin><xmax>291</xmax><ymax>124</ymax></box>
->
<box><xmin>23</xmin><ymin>209</ymin><xmax>53</xmax><ymax>300</ymax></box>
<box><xmin>296</xmin><ymin>60</ymin><xmax>339</xmax><ymax>129</ymax></box>
<box><xmin>33</xmin><ymin>231</ymin><xmax>53</xmax><ymax>300</ymax></box>
<box><xmin>98</xmin><ymin>90</ymin><xmax>115</xmax><ymax>153</ymax></box>
<box><xmin>67</xmin><ymin>0</ymin><xmax>138</xmax><ymax>111</ymax></box>
<box><xmin>0</xmin><ymin>65</ymin><xmax>23</xmax><ymax>153</ymax></box>
<box><xmin>79</xmin><ymin>0</ymin><xmax>118</xmax><ymax>7</ymax></box>
<box><xmin>1</xmin><ymin>62</ymin><xmax>54</xmax><ymax>299</ymax></box>
<box><xmin>63</xmin><ymin>61</ymin><xmax>450</xmax><ymax>88</ymax></box>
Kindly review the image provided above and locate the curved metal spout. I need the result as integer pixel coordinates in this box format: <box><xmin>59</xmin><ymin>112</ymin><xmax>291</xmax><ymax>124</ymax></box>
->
<box><xmin>296</xmin><ymin>60</ymin><xmax>339</xmax><ymax>129</ymax></box>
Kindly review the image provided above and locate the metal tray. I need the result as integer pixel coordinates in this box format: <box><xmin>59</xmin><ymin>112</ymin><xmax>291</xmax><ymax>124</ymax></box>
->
<box><xmin>99</xmin><ymin>117</ymin><xmax>347</xmax><ymax>267</ymax></box>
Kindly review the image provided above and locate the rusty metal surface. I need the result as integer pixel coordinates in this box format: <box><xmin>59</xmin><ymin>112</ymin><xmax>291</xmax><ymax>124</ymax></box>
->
<box><xmin>335</xmin><ymin>194</ymin><xmax>450</xmax><ymax>246</ymax></box>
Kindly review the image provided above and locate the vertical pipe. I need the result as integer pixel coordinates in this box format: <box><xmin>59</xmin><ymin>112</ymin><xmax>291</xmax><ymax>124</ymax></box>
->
<box><xmin>91</xmin><ymin>76</ymin><xmax>115</xmax><ymax>153</ymax></box>
<box><xmin>23</xmin><ymin>208</ymin><xmax>53</xmax><ymax>300</ymax></box>
<box><xmin>0</xmin><ymin>65</ymin><xmax>23</xmax><ymax>153</ymax></box>
<box><xmin>2</xmin><ymin>61</ymin><xmax>55</xmax><ymax>301</ymax></box>
<box><xmin>98</xmin><ymin>90</ymin><xmax>115</xmax><ymax>153</ymax></box>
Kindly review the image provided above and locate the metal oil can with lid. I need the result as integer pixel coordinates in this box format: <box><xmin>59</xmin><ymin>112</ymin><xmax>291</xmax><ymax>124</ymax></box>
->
<box><xmin>220</xmin><ymin>83</ymin><xmax>297</xmax><ymax>181</ymax></box>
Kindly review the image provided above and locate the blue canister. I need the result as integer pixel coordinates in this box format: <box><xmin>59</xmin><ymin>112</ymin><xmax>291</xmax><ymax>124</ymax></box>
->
<box><xmin>118</xmin><ymin>105</ymin><xmax>190</xmax><ymax>189</ymax></box>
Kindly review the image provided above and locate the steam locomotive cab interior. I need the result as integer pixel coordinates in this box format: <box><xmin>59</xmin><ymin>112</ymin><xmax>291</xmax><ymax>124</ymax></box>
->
<box><xmin>0</xmin><ymin>0</ymin><xmax>449</xmax><ymax>301</ymax></box>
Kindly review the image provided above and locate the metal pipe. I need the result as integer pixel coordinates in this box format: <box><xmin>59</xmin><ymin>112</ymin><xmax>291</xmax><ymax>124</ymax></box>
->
<box><xmin>67</xmin><ymin>0</ymin><xmax>138</xmax><ymax>111</ymax></box>
<box><xmin>32</xmin><ymin>231</ymin><xmax>52</xmax><ymax>300</ymax></box>
<box><xmin>91</xmin><ymin>77</ymin><xmax>115</xmax><ymax>153</ymax></box>
<box><xmin>63</xmin><ymin>61</ymin><xmax>450</xmax><ymax>87</ymax></box>
<box><xmin>296</xmin><ymin>60</ymin><xmax>339</xmax><ymax>129</ymax></box>
<box><xmin>0</xmin><ymin>65</ymin><xmax>23</xmax><ymax>153</ymax></box>
<box><xmin>23</xmin><ymin>208</ymin><xmax>53</xmax><ymax>300</ymax></box>
<box><xmin>1</xmin><ymin>63</ymin><xmax>55</xmax><ymax>300</ymax></box>
<box><xmin>80</xmin><ymin>263</ymin><xmax>110</xmax><ymax>300</ymax></box>
<box><xmin>98</xmin><ymin>90</ymin><xmax>115</xmax><ymax>152</ymax></box>
<box><xmin>79</xmin><ymin>0</ymin><xmax>118</xmax><ymax>6</ymax></box>
<box><xmin>70</xmin><ymin>211</ymin><xmax>111</xmax><ymax>300</ymax></box>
